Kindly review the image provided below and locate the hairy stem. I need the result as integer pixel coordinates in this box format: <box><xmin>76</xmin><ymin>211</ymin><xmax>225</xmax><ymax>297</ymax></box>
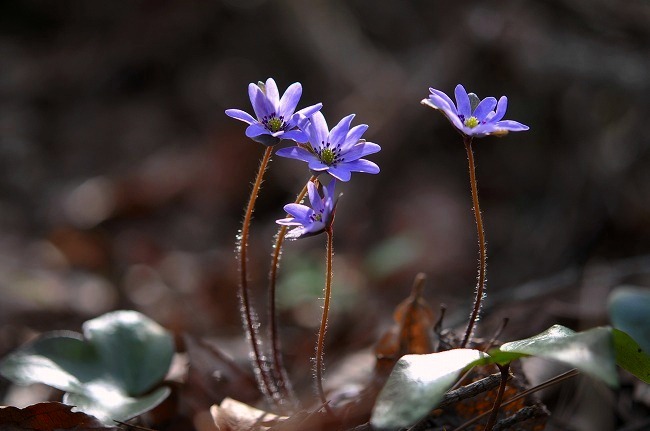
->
<box><xmin>483</xmin><ymin>363</ymin><xmax>510</xmax><ymax>431</ymax></box>
<box><xmin>267</xmin><ymin>175</ymin><xmax>316</xmax><ymax>409</ymax></box>
<box><xmin>237</xmin><ymin>146</ymin><xmax>278</xmax><ymax>405</ymax></box>
<box><xmin>315</xmin><ymin>228</ymin><xmax>335</xmax><ymax>415</ymax></box>
<box><xmin>461</xmin><ymin>137</ymin><xmax>487</xmax><ymax>348</ymax></box>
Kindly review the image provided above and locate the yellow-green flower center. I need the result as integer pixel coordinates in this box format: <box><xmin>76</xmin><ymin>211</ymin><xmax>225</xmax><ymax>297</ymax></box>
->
<box><xmin>464</xmin><ymin>116</ymin><xmax>479</xmax><ymax>128</ymax></box>
<box><xmin>321</xmin><ymin>148</ymin><xmax>336</xmax><ymax>164</ymax></box>
<box><xmin>267</xmin><ymin>117</ymin><xmax>283</xmax><ymax>132</ymax></box>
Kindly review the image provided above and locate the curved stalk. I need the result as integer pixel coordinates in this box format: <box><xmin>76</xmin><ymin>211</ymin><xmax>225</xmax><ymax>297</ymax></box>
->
<box><xmin>315</xmin><ymin>228</ymin><xmax>335</xmax><ymax>415</ymax></box>
<box><xmin>461</xmin><ymin>137</ymin><xmax>487</xmax><ymax>348</ymax></box>
<box><xmin>483</xmin><ymin>363</ymin><xmax>510</xmax><ymax>431</ymax></box>
<box><xmin>267</xmin><ymin>175</ymin><xmax>316</xmax><ymax>408</ymax></box>
<box><xmin>237</xmin><ymin>146</ymin><xmax>278</xmax><ymax>404</ymax></box>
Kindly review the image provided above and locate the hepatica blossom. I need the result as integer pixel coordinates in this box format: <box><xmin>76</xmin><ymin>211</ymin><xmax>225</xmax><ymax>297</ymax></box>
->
<box><xmin>276</xmin><ymin>112</ymin><xmax>380</xmax><ymax>182</ymax></box>
<box><xmin>422</xmin><ymin>84</ymin><xmax>529</xmax><ymax>138</ymax></box>
<box><xmin>277</xmin><ymin>180</ymin><xmax>337</xmax><ymax>239</ymax></box>
<box><xmin>225</xmin><ymin>78</ymin><xmax>322</xmax><ymax>146</ymax></box>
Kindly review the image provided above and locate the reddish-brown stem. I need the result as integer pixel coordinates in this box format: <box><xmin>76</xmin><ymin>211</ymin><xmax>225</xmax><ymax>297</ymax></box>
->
<box><xmin>461</xmin><ymin>137</ymin><xmax>487</xmax><ymax>348</ymax></box>
<box><xmin>267</xmin><ymin>175</ymin><xmax>316</xmax><ymax>409</ymax></box>
<box><xmin>483</xmin><ymin>363</ymin><xmax>510</xmax><ymax>431</ymax></box>
<box><xmin>451</xmin><ymin>318</ymin><xmax>509</xmax><ymax>392</ymax></box>
<box><xmin>315</xmin><ymin>227</ymin><xmax>335</xmax><ymax>415</ymax></box>
<box><xmin>237</xmin><ymin>146</ymin><xmax>278</xmax><ymax>405</ymax></box>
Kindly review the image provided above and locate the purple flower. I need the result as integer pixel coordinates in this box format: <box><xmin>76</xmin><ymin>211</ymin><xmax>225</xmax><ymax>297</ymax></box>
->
<box><xmin>275</xmin><ymin>112</ymin><xmax>380</xmax><ymax>182</ymax></box>
<box><xmin>422</xmin><ymin>84</ymin><xmax>529</xmax><ymax>138</ymax></box>
<box><xmin>276</xmin><ymin>180</ymin><xmax>338</xmax><ymax>239</ymax></box>
<box><xmin>225</xmin><ymin>78</ymin><xmax>322</xmax><ymax>146</ymax></box>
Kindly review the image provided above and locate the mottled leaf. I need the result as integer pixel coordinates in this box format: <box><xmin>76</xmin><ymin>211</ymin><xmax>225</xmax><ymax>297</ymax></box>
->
<box><xmin>0</xmin><ymin>310</ymin><xmax>174</xmax><ymax>425</ymax></box>
<box><xmin>63</xmin><ymin>386</ymin><xmax>171</xmax><ymax>424</ymax></box>
<box><xmin>491</xmin><ymin>325</ymin><xmax>618</xmax><ymax>387</ymax></box>
<box><xmin>0</xmin><ymin>332</ymin><xmax>100</xmax><ymax>393</ymax></box>
<box><xmin>370</xmin><ymin>349</ymin><xmax>488</xmax><ymax>431</ymax></box>
<box><xmin>82</xmin><ymin>310</ymin><xmax>174</xmax><ymax>395</ymax></box>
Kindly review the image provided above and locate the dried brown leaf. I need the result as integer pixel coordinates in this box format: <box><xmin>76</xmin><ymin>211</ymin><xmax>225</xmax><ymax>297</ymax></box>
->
<box><xmin>0</xmin><ymin>402</ymin><xmax>117</xmax><ymax>431</ymax></box>
<box><xmin>210</xmin><ymin>398</ymin><xmax>287</xmax><ymax>431</ymax></box>
<box><xmin>374</xmin><ymin>273</ymin><xmax>436</xmax><ymax>377</ymax></box>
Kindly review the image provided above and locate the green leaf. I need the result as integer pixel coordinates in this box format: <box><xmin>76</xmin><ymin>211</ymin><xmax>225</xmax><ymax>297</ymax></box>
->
<box><xmin>0</xmin><ymin>310</ymin><xmax>174</xmax><ymax>425</ymax></box>
<box><xmin>608</xmin><ymin>286</ymin><xmax>650</xmax><ymax>354</ymax></box>
<box><xmin>64</xmin><ymin>386</ymin><xmax>171</xmax><ymax>424</ymax></box>
<box><xmin>83</xmin><ymin>310</ymin><xmax>174</xmax><ymax>395</ymax></box>
<box><xmin>370</xmin><ymin>349</ymin><xmax>489</xmax><ymax>431</ymax></box>
<box><xmin>612</xmin><ymin>328</ymin><xmax>650</xmax><ymax>383</ymax></box>
<box><xmin>0</xmin><ymin>332</ymin><xmax>101</xmax><ymax>393</ymax></box>
<box><xmin>492</xmin><ymin>325</ymin><xmax>618</xmax><ymax>387</ymax></box>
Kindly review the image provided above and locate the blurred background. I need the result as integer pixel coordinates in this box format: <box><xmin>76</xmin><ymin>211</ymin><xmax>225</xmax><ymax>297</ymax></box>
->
<box><xmin>0</xmin><ymin>0</ymin><xmax>649</xmax><ymax>429</ymax></box>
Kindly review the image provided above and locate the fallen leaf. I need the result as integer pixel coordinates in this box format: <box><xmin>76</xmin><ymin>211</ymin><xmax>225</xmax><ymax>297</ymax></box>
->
<box><xmin>0</xmin><ymin>402</ymin><xmax>117</xmax><ymax>431</ymax></box>
<box><xmin>210</xmin><ymin>398</ymin><xmax>287</xmax><ymax>431</ymax></box>
<box><xmin>374</xmin><ymin>273</ymin><xmax>436</xmax><ymax>377</ymax></box>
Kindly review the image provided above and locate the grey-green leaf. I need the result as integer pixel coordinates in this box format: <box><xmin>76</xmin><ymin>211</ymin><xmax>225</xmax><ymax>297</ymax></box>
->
<box><xmin>64</xmin><ymin>386</ymin><xmax>171</xmax><ymax>424</ymax></box>
<box><xmin>608</xmin><ymin>286</ymin><xmax>650</xmax><ymax>354</ymax></box>
<box><xmin>0</xmin><ymin>332</ymin><xmax>101</xmax><ymax>393</ymax></box>
<box><xmin>0</xmin><ymin>310</ymin><xmax>175</xmax><ymax>425</ymax></box>
<box><xmin>494</xmin><ymin>325</ymin><xmax>618</xmax><ymax>387</ymax></box>
<box><xmin>83</xmin><ymin>310</ymin><xmax>174</xmax><ymax>395</ymax></box>
<box><xmin>370</xmin><ymin>349</ymin><xmax>488</xmax><ymax>431</ymax></box>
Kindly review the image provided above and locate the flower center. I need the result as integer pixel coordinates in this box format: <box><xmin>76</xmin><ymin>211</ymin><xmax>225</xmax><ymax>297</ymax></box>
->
<box><xmin>310</xmin><ymin>211</ymin><xmax>323</xmax><ymax>223</ymax></box>
<box><xmin>267</xmin><ymin>117</ymin><xmax>283</xmax><ymax>132</ymax></box>
<box><xmin>464</xmin><ymin>116</ymin><xmax>479</xmax><ymax>128</ymax></box>
<box><xmin>316</xmin><ymin>141</ymin><xmax>344</xmax><ymax>166</ymax></box>
<box><xmin>321</xmin><ymin>148</ymin><xmax>336</xmax><ymax>164</ymax></box>
<box><xmin>261</xmin><ymin>113</ymin><xmax>285</xmax><ymax>133</ymax></box>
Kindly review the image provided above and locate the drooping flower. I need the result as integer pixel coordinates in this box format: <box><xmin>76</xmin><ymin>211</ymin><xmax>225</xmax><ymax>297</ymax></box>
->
<box><xmin>275</xmin><ymin>112</ymin><xmax>380</xmax><ymax>182</ymax></box>
<box><xmin>276</xmin><ymin>180</ymin><xmax>338</xmax><ymax>239</ymax></box>
<box><xmin>225</xmin><ymin>78</ymin><xmax>322</xmax><ymax>146</ymax></box>
<box><xmin>422</xmin><ymin>84</ymin><xmax>529</xmax><ymax>138</ymax></box>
